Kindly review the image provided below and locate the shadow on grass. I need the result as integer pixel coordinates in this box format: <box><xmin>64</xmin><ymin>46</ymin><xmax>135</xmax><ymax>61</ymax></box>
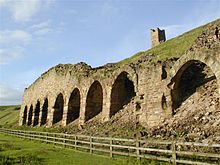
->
<box><xmin>0</xmin><ymin>154</ymin><xmax>45</xmax><ymax>165</ymax></box>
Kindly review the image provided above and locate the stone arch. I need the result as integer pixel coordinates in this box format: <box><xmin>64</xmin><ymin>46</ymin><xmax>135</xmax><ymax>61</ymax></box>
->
<box><xmin>52</xmin><ymin>93</ymin><xmax>64</xmax><ymax>125</ymax></box>
<box><xmin>33</xmin><ymin>101</ymin><xmax>40</xmax><ymax>126</ymax></box>
<box><xmin>66</xmin><ymin>88</ymin><xmax>80</xmax><ymax>124</ymax></box>
<box><xmin>170</xmin><ymin>51</ymin><xmax>220</xmax><ymax>97</ymax></box>
<box><xmin>110</xmin><ymin>71</ymin><xmax>136</xmax><ymax>117</ymax></box>
<box><xmin>170</xmin><ymin>52</ymin><xmax>220</xmax><ymax>112</ymax></box>
<box><xmin>40</xmin><ymin>98</ymin><xmax>48</xmax><ymax>126</ymax></box>
<box><xmin>22</xmin><ymin>106</ymin><xmax>28</xmax><ymax>125</ymax></box>
<box><xmin>27</xmin><ymin>105</ymin><xmax>33</xmax><ymax>126</ymax></box>
<box><xmin>85</xmin><ymin>81</ymin><xmax>103</xmax><ymax>122</ymax></box>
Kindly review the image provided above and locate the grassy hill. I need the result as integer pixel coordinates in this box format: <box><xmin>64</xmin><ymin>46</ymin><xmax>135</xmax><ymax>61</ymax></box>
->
<box><xmin>118</xmin><ymin>18</ymin><xmax>219</xmax><ymax>64</ymax></box>
<box><xmin>0</xmin><ymin>106</ymin><xmax>20</xmax><ymax>127</ymax></box>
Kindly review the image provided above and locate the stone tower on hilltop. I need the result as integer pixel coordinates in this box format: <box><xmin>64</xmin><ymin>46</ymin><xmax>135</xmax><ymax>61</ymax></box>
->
<box><xmin>151</xmin><ymin>28</ymin><xmax>166</xmax><ymax>47</ymax></box>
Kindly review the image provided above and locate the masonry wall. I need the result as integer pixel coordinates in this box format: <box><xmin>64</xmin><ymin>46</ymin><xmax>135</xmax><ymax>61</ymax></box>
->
<box><xmin>19</xmin><ymin>43</ymin><xmax>220</xmax><ymax>129</ymax></box>
<box><xmin>151</xmin><ymin>28</ymin><xmax>166</xmax><ymax>47</ymax></box>
<box><xmin>137</xmin><ymin>64</ymin><xmax>173</xmax><ymax>127</ymax></box>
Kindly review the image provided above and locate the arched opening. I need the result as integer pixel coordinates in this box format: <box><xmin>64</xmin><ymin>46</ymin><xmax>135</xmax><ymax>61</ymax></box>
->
<box><xmin>52</xmin><ymin>93</ymin><xmax>64</xmax><ymax>125</ymax></box>
<box><xmin>171</xmin><ymin>60</ymin><xmax>217</xmax><ymax>113</ymax></box>
<box><xmin>110</xmin><ymin>72</ymin><xmax>136</xmax><ymax>117</ymax></box>
<box><xmin>85</xmin><ymin>81</ymin><xmax>103</xmax><ymax>122</ymax></box>
<box><xmin>161</xmin><ymin>65</ymin><xmax>167</xmax><ymax>80</ymax></box>
<box><xmin>161</xmin><ymin>94</ymin><xmax>167</xmax><ymax>110</ymax></box>
<box><xmin>33</xmin><ymin>101</ymin><xmax>40</xmax><ymax>126</ymax></box>
<box><xmin>67</xmin><ymin>88</ymin><xmax>80</xmax><ymax>124</ymax></box>
<box><xmin>22</xmin><ymin>106</ymin><xmax>28</xmax><ymax>125</ymax></box>
<box><xmin>40</xmin><ymin>98</ymin><xmax>48</xmax><ymax>126</ymax></box>
<box><xmin>27</xmin><ymin>105</ymin><xmax>33</xmax><ymax>126</ymax></box>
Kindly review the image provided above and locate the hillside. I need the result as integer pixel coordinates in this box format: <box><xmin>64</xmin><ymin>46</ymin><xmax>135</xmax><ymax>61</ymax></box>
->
<box><xmin>81</xmin><ymin>19</ymin><xmax>220</xmax><ymax>143</ymax></box>
<box><xmin>118</xmin><ymin>18</ymin><xmax>219</xmax><ymax>65</ymax></box>
<box><xmin>1</xmin><ymin>19</ymin><xmax>220</xmax><ymax>144</ymax></box>
<box><xmin>0</xmin><ymin>106</ymin><xmax>20</xmax><ymax>127</ymax></box>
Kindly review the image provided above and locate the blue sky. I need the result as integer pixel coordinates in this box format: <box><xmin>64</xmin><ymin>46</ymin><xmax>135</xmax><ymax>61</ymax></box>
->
<box><xmin>0</xmin><ymin>0</ymin><xmax>219</xmax><ymax>105</ymax></box>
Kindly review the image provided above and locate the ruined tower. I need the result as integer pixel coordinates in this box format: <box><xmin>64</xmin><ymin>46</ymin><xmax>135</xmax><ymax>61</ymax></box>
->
<box><xmin>151</xmin><ymin>28</ymin><xmax>166</xmax><ymax>47</ymax></box>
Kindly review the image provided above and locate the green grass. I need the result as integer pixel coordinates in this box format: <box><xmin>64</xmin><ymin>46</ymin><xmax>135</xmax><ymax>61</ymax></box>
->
<box><xmin>0</xmin><ymin>133</ymin><xmax>124</xmax><ymax>165</ymax></box>
<box><xmin>1</xmin><ymin>19</ymin><xmax>219</xmax><ymax>164</ymax></box>
<box><xmin>118</xmin><ymin>19</ymin><xmax>220</xmax><ymax>65</ymax></box>
<box><xmin>0</xmin><ymin>106</ymin><xmax>20</xmax><ymax>127</ymax></box>
<box><xmin>0</xmin><ymin>134</ymin><xmax>170</xmax><ymax>165</ymax></box>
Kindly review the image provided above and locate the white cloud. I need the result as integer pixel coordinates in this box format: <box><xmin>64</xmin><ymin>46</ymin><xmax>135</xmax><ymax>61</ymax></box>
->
<box><xmin>0</xmin><ymin>84</ymin><xmax>23</xmax><ymax>105</ymax></box>
<box><xmin>0</xmin><ymin>0</ymin><xmax>53</xmax><ymax>22</ymax></box>
<box><xmin>9</xmin><ymin>0</ymin><xmax>42</xmax><ymax>22</ymax></box>
<box><xmin>0</xmin><ymin>0</ymin><xmax>7</xmax><ymax>8</ymax></box>
<box><xmin>34</xmin><ymin>28</ymin><xmax>52</xmax><ymax>35</ymax></box>
<box><xmin>160</xmin><ymin>24</ymin><xmax>188</xmax><ymax>39</ymax></box>
<box><xmin>0</xmin><ymin>47</ymin><xmax>24</xmax><ymax>65</ymax></box>
<box><xmin>0</xmin><ymin>30</ymin><xmax>32</xmax><ymax>44</ymax></box>
<box><xmin>160</xmin><ymin>3</ymin><xmax>219</xmax><ymax>40</ymax></box>
<box><xmin>30</xmin><ymin>20</ymin><xmax>52</xmax><ymax>36</ymax></box>
<box><xmin>30</xmin><ymin>20</ymin><xmax>51</xmax><ymax>29</ymax></box>
<box><xmin>161</xmin><ymin>16</ymin><xmax>219</xmax><ymax>40</ymax></box>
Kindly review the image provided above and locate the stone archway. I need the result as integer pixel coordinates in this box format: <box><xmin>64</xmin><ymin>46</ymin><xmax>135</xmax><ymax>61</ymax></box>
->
<box><xmin>33</xmin><ymin>101</ymin><xmax>40</xmax><ymax>126</ymax></box>
<box><xmin>110</xmin><ymin>71</ymin><xmax>136</xmax><ymax>117</ymax></box>
<box><xmin>40</xmin><ymin>98</ymin><xmax>48</xmax><ymax>126</ymax></box>
<box><xmin>52</xmin><ymin>93</ymin><xmax>64</xmax><ymax>125</ymax></box>
<box><xmin>171</xmin><ymin>60</ymin><xmax>218</xmax><ymax>113</ymax></box>
<box><xmin>22</xmin><ymin>106</ymin><xmax>28</xmax><ymax>125</ymax></box>
<box><xmin>66</xmin><ymin>88</ymin><xmax>80</xmax><ymax>124</ymax></box>
<box><xmin>85</xmin><ymin>81</ymin><xmax>103</xmax><ymax>122</ymax></box>
<box><xmin>27</xmin><ymin>105</ymin><xmax>33</xmax><ymax>126</ymax></box>
<box><xmin>170</xmin><ymin>50</ymin><xmax>220</xmax><ymax>98</ymax></box>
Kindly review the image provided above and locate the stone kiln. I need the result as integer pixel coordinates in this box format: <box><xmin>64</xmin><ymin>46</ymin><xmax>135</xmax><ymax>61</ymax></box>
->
<box><xmin>19</xmin><ymin>22</ymin><xmax>220</xmax><ymax>129</ymax></box>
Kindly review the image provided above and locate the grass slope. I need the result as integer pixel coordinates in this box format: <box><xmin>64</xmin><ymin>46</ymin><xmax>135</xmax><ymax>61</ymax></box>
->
<box><xmin>0</xmin><ymin>134</ymin><xmax>125</xmax><ymax>165</ymax></box>
<box><xmin>118</xmin><ymin>20</ymin><xmax>211</xmax><ymax>64</ymax></box>
<box><xmin>0</xmin><ymin>134</ymin><xmax>168</xmax><ymax>165</ymax></box>
<box><xmin>0</xmin><ymin>106</ymin><xmax>20</xmax><ymax>127</ymax></box>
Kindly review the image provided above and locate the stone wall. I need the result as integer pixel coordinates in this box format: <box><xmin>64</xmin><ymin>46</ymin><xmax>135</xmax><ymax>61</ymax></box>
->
<box><xmin>19</xmin><ymin>37</ymin><xmax>220</xmax><ymax>129</ymax></box>
<box><xmin>151</xmin><ymin>28</ymin><xmax>166</xmax><ymax>47</ymax></box>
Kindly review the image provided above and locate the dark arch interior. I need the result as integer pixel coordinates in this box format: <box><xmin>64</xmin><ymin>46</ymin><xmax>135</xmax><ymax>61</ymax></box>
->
<box><xmin>172</xmin><ymin>61</ymin><xmax>217</xmax><ymax>112</ymax></box>
<box><xmin>85</xmin><ymin>81</ymin><xmax>103</xmax><ymax>122</ymax></box>
<box><xmin>67</xmin><ymin>88</ymin><xmax>80</xmax><ymax>124</ymax></box>
<box><xmin>53</xmin><ymin>93</ymin><xmax>64</xmax><ymax>124</ymax></box>
<box><xmin>110</xmin><ymin>72</ymin><xmax>136</xmax><ymax>117</ymax></box>
<box><xmin>33</xmin><ymin>101</ymin><xmax>40</xmax><ymax>126</ymax></box>
<box><xmin>40</xmin><ymin>98</ymin><xmax>48</xmax><ymax>126</ymax></box>
<box><xmin>161</xmin><ymin>94</ymin><xmax>167</xmax><ymax>110</ymax></box>
<box><xmin>161</xmin><ymin>65</ymin><xmax>167</xmax><ymax>80</ymax></box>
<box><xmin>22</xmin><ymin>106</ymin><xmax>28</xmax><ymax>125</ymax></box>
<box><xmin>27</xmin><ymin>105</ymin><xmax>33</xmax><ymax>126</ymax></box>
